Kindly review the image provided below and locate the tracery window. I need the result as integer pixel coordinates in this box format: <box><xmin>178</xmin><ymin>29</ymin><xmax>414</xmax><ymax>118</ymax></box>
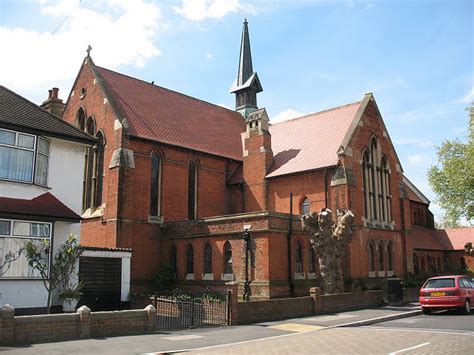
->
<box><xmin>224</xmin><ymin>241</ymin><xmax>233</xmax><ymax>274</ymax></box>
<box><xmin>188</xmin><ymin>160</ymin><xmax>197</xmax><ymax>220</ymax></box>
<box><xmin>77</xmin><ymin>109</ymin><xmax>105</xmax><ymax>212</ymax></box>
<box><xmin>301</xmin><ymin>197</ymin><xmax>310</xmax><ymax>215</ymax></box>
<box><xmin>204</xmin><ymin>243</ymin><xmax>212</xmax><ymax>274</ymax></box>
<box><xmin>186</xmin><ymin>244</ymin><xmax>194</xmax><ymax>275</ymax></box>
<box><xmin>362</xmin><ymin>137</ymin><xmax>391</xmax><ymax>224</ymax></box>
<box><xmin>150</xmin><ymin>153</ymin><xmax>162</xmax><ymax>217</ymax></box>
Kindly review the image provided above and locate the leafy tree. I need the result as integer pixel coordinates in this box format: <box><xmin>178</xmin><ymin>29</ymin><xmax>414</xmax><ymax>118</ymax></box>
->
<box><xmin>428</xmin><ymin>104</ymin><xmax>474</xmax><ymax>227</ymax></box>
<box><xmin>25</xmin><ymin>234</ymin><xmax>83</xmax><ymax>313</ymax></box>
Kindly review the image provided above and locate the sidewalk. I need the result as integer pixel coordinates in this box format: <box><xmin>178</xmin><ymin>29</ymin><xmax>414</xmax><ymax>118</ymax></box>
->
<box><xmin>0</xmin><ymin>302</ymin><xmax>422</xmax><ymax>355</ymax></box>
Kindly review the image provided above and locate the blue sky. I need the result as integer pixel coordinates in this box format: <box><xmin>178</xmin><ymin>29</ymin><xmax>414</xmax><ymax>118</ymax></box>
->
<box><xmin>1</xmin><ymin>0</ymin><xmax>472</xmax><ymax>222</ymax></box>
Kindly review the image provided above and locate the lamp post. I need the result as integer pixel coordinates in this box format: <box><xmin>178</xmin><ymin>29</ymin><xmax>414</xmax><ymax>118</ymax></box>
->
<box><xmin>241</xmin><ymin>225</ymin><xmax>252</xmax><ymax>301</ymax></box>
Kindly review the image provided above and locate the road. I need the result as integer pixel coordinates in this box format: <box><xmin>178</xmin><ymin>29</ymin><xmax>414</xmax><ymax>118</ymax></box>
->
<box><xmin>1</xmin><ymin>307</ymin><xmax>472</xmax><ymax>354</ymax></box>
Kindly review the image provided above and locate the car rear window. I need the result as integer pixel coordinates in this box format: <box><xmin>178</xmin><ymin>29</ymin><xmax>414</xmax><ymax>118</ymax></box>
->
<box><xmin>424</xmin><ymin>278</ymin><xmax>455</xmax><ymax>288</ymax></box>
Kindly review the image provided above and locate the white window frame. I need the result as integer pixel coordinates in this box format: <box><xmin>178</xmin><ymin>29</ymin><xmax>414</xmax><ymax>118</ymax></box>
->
<box><xmin>0</xmin><ymin>218</ymin><xmax>52</xmax><ymax>279</ymax></box>
<box><xmin>0</xmin><ymin>128</ymin><xmax>50</xmax><ymax>186</ymax></box>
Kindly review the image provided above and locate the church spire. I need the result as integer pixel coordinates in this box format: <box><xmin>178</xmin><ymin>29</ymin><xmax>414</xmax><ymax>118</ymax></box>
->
<box><xmin>230</xmin><ymin>19</ymin><xmax>263</xmax><ymax>117</ymax></box>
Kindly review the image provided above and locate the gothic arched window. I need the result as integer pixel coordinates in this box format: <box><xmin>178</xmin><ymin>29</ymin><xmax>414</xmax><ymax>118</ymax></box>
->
<box><xmin>150</xmin><ymin>153</ymin><xmax>162</xmax><ymax>217</ymax></box>
<box><xmin>224</xmin><ymin>241</ymin><xmax>233</xmax><ymax>274</ymax></box>
<box><xmin>188</xmin><ymin>160</ymin><xmax>197</xmax><ymax>220</ymax></box>
<box><xmin>295</xmin><ymin>241</ymin><xmax>303</xmax><ymax>273</ymax></box>
<box><xmin>362</xmin><ymin>150</ymin><xmax>370</xmax><ymax>218</ymax></box>
<box><xmin>186</xmin><ymin>244</ymin><xmax>194</xmax><ymax>275</ymax></box>
<box><xmin>301</xmin><ymin>198</ymin><xmax>310</xmax><ymax>215</ymax></box>
<box><xmin>368</xmin><ymin>241</ymin><xmax>376</xmax><ymax>272</ymax></box>
<box><xmin>204</xmin><ymin>243</ymin><xmax>212</xmax><ymax>274</ymax></box>
<box><xmin>369</xmin><ymin>138</ymin><xmax>378</xmax><ymax>220</ymax></box>
<box><xmin>378</xmin><ymin>241</ymin><xmax>384</xmax><ymax>272</ymax></box>
<box><xmin>387</xmin><ymin>241</ymin><xmax>393</xmax><ymax>271</ymax></box>
<box><xmin>309</xmin><ymin>248</ymin><xmax>316</xmax><ymax>274</ymax></box>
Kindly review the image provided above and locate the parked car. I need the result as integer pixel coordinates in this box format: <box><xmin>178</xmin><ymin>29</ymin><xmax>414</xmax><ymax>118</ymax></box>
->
<box><xmin>419</xmin><ymin>275</ymin><xmax>474</xmax><ymax>315</ymax></box>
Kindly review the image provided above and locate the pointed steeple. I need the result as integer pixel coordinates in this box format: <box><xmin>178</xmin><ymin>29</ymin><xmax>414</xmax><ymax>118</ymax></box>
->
<box><xmin>230</xmin><ymin>19</ymin><xmax>263</xmax><ymax>117</ymax></box>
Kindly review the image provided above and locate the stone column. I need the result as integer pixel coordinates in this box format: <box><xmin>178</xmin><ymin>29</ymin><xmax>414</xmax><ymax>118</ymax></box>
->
<box><xmin>145</xmin><ymin>305</ymin><xmax>157</xmax><ymax>333</ymax></box>
<box><xmin>77</xmin><ymin>305</ymin><xmax>91</xmax><ymax>339</ymax></box>
<box><xmin>226</xmin><ymin>281</ymin><xmax>239</xmax><ymax>325</ymax></box>
<box><xmin>310</xmin><ymin>287</ymin><xmax>322</xmax><ymax>313</ymax></box>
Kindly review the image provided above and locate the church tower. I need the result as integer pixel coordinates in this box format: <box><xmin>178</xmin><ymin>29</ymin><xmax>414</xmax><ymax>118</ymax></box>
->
<box><xmin>230</xmin><ymin>19</ymin><xmax>263</xmax><ymax>117</ymax></box>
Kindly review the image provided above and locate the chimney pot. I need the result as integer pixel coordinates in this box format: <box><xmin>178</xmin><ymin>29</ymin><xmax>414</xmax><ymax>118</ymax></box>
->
<box><xmin>48</xmin><ymin>90</ymin><xmax>52</xmax><ymax>99</ymax></box>
<box><xmin>52</xmin><ymin>87</ymin><xmax>59</xmax><ymax>99</ymax></box>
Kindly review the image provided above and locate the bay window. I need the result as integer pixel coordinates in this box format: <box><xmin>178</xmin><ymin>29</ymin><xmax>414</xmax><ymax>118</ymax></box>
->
<box><xmin>0</xmin><ymin>219</ymin><xmax>51</xmax><ymax>278</ymax></box>
<box><xmin>0</xmin><ymin>128</ymin><xmax>50</xmax><ymax>186</ymax></box>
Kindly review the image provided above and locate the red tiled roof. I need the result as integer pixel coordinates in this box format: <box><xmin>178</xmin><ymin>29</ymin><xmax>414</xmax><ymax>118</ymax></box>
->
<box><xmin>412</xmin><ymin>227</ymin><xmax>474</xmax><ymax>251</ymax></box>
<box><xmin>267</xmin><ymin>102</ymin><xmax>362</xmax><ymax>178</ymax></box>
<box><xmin>434</xmin><ymin>228</ymin><xmax>474</xmax><ymax>250</ymax></box>
<box><xmin>0</xmin><ymin>193</ymin><xmax>80</xmax><ymax>221</ymax></box>
<box><xmin>95</xmin><ymin>66</ymin><xmax>246</xmax><ymax>161</ymax></box>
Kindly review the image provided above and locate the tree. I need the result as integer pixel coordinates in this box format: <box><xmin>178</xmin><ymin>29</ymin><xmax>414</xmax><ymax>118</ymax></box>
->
<box><xmin>302</xmin><ymin>208</ymin><xmax>355</xmax><ymax>294</ymax></box>
<box><xmin>428</xmin><ymin>105</ymin><xmax>474</xmax><ymax>227</ymax></box>
<box><xmin>25</xmin><ymin>234</ymin><xmax>83</xmax><ymax>313</ymax></box>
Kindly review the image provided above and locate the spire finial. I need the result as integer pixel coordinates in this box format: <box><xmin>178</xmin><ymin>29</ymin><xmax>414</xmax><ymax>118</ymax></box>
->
<box><xmin>86</xmin><ymin>45</ymin><xmax>92</xmax><ymax>58</ymax></box>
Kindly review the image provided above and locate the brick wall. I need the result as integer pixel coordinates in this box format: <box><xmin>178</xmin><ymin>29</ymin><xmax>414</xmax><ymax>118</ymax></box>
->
<box><xmin>0</xmin><ymin>305</ymin><xmax>156</xmax><ymax>345</ymax></box>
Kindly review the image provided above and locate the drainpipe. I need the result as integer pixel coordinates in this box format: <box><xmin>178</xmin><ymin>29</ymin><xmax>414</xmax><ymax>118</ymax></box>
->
<box><xmin>287</xmin><ymin>192</ymin><xmax>294</xmax><ymax>297</ymax></box>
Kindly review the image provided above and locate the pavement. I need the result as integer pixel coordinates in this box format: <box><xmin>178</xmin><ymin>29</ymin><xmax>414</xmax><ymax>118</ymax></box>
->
<box><xmin>0</xmin><ymin>302</ymin><xmax>423</xmax><ymax>355</ymax></box>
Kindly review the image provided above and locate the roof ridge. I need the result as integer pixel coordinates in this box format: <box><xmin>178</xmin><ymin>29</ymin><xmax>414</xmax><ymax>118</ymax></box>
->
<box><xmin>95</xmin><ymin>66</ymin><xmax>241</xmax><ymax>116</ymax></box>
<box><xmin>270</xmin><ymin>101</ymin><xmax>362</xmax><ymax>126</ymax></box>
<box><xmin>0</xmin><ymin>85</ymin><xmax>95</xmax><ymax>142</ymax></box>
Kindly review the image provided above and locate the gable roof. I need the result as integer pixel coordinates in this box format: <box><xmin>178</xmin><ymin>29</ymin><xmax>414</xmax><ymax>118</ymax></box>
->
<box><xmin>0</xmin><ymin>85</ymin><xmax>95</xmax><ymax>145</ymax></box>
<box><xmin>267</xmin><ymin>101</ymin><xmax>362</xmax><ymax>178</ymax></box>
<box><xmin>403</xmin><ymin>176</ymin><xmax>430</xmax><ymax>205</ymax></box>
<box><xmin>412</xmin><ymin>227</ymin><xmax>474</xmax><ymax>251</ymax></box>
<box><xmin>92</xmin><ymin>65</ymin><xmax>246</xmax><ymax>161</ymax></box>
<box><xmin>0</xmin><ymin>193</ymin><xmax>81</xmax><ymax>222</ymax></box>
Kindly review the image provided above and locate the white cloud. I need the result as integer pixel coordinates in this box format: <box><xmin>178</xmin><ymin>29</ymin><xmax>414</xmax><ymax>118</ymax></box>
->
<box><xmin>0</xmin><ymin>0</ymin><xmax>162</xmax><ymax>91</ymax></box>
<box><xmin>270</xmin><ymin>108</ymin><xmax>305</xmax><ymax>124</ymax></box>
<box><xmin>407</xmin><ymin>154</ymin><xmax>426</xmax><ymax>165</ymax></box>
<box><xmin>395</xmin><ymin>138</ymin><xmax>433</xmax><ymax>149</ymax></box>
<box><xmin>206</xmin><ymin>52</ymin><xmax>214</xmax><ymax>60</ymax></box>
<box><xmin>173</xmin><ymin>0</ymin><xmax>244</xmax><ymax>21</ymax></box>
<box><xmin>458</xmin><ymin>87</ymin><xmax>474</xmax><ymax>104</ymax></box>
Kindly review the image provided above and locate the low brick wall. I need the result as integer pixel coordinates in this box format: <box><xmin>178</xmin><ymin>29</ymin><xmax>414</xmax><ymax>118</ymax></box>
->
<box><xmin>238</xmin><ymin>296</ymin><xmax>313</xmax><ymax>324</ymax></box>
<box><xmin>318</xmin><ymin>290</ymin><xmax>383</xmax><ymax>313</ymax></box>
<box><xmin>0</xmin><ymin>304</ymin><xmax>156</xmax><ymax>345</ymax></box>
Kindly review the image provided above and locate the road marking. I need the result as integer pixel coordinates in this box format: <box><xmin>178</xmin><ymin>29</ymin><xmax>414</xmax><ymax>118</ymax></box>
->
<box><xmin>268</xmin><ymin>323</ymin><xmax>324</xmax><ymax>332</ymax></box>
<box><xmin>364</xmin><ymin>326</ymin><xmax>474</xmax><ymax>336</ymax></box>
<box><xmin>389</xmin><ymin>342</ymin><xmax>430</xmax><ymax>354</ymax></box>
<box><xmin>162</xmin><ymin>334</ymin><xmax>204</xmax><ymax>341</ymax></box>
<box><xmin>306</xmin><ymin>314</ymin><xmax>356</xmax><ymax>322</ymax></box>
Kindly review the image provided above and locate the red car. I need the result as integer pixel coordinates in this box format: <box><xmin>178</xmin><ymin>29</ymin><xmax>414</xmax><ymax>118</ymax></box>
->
<box><xmin>419</xmin><ymin>275</ymin><xmax>474</xmax><ymax>315</ymax></box>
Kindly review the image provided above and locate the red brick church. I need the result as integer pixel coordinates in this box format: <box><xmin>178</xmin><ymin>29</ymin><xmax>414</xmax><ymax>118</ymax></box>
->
<box><xmin>53</xmin><ymin>20</ymin><xmax>472</xmax><ymax>299</ymax></box>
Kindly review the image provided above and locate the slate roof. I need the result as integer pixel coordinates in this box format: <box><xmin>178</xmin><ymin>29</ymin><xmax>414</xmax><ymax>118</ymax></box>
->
<box><xmin>94</xmin><ymin>66</ymin><xmax>246</xmax><ymax>161</ymax></box>
<box><xmin>0</xmin><ymin>193</ymin><xmax>81</xmax><ymax>222</ymax></box>
<box><xmin>0</xmin><ymin>85</ymin><xmax>95</xmax><ymax>145</ymax></box>
<box><xmin>267</xmin><ymin>102</ymin><xmax>362</xmax><ymax>178</ymax></box>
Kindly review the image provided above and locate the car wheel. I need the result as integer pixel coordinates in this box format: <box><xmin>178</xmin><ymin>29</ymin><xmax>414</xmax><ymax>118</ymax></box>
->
<box><xmin>462</xmin><ymin>300</ymin><xmax>470</xmax><ymax>315</ymax></box>
<box><xmin>422</xmin><ymin>307</ymin><xmax>431</xmax><ymax>315</ymax></box>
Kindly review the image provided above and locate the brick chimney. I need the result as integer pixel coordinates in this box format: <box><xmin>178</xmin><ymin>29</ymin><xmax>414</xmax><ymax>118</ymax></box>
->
<box><xmin>242</xmin><ymin>108</ymin><xmax>273</xmax><ymax>212</ymax></box>
<box><xmin>41</xmin><ymin>87</ymin><xmax>65</xmax><ymax>118</ymax></box>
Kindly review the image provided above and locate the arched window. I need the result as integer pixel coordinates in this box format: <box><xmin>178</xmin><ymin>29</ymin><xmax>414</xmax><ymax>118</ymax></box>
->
<box><xmin>378</xmin><ymin>241</ymin><xmax>384</xmax><ymax>272</ymax></box>
<box><xmin>369</xmin><ymin>138</ymin><xmax>378</xmax><ymax>220</ymax></box>
<box><xmin>295</xmin><ymin>241</ymin><xmax>303</xmax><ymax>273</ymax></box>
<box><xmin>188</xmin><ymin>160</ymin><xmax>197</xmax><ymax>220</ymax></box>
<box><xmin>204</xmin><ymin>243</ymin><xmax>212</xmax><ymax>274</ymax></box>
<box><xmin>368</xmin><ymin>241</ymin><xmax>376</xmax><ymax>272</ymax></box>
<box><xmin>150</xmin><ymin>153</ymin><xmax>161</xmax><ymax>217</ymax></box>
<box><xmin>186</xmin><ymin>244</ymin><xmax>194</xmax><ymax>275</ymax></box>
<box><xmin>78</xmin><ymin>113</ymin><xmax>105</xmax><ymax>212</ymax></box>
<box><xmin>224</xmin><ymin>241</ymin><xmax>233</xmax><ymax>274</ymax></box>
<box><xmin>301</xmin><ymin>198</ymin><xmax>310</xmax><ymax>215</ymax></box>
<box><xmin>362</xmin><ymin>151</ymin><xmax>370</xmax><ymax>218</ymax></box>
<box><xmin>387</xmin><ymin>242</ymin><xmax>393</xmax><ymax>271</ymax></box>
<box><xmin>309</xmin><ymin>248</ymin><xmax>316</xmax><ymax>274</ymax></box>
<box><xmin>382</xmin><ymin>158</ymin><xmax>392</xmax><ymax>222</ymax></box>
<box><xmin>170</xmin><ymin>245</ymin><xmax>177</xmax><ymax>274</ymax></box>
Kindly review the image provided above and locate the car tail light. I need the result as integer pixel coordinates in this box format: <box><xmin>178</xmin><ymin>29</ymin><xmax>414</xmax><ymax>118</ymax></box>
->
<box><xmin>420</xmin><ymin>292</ymin><xmax>430</xmax><ymax>297</ymax></box>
